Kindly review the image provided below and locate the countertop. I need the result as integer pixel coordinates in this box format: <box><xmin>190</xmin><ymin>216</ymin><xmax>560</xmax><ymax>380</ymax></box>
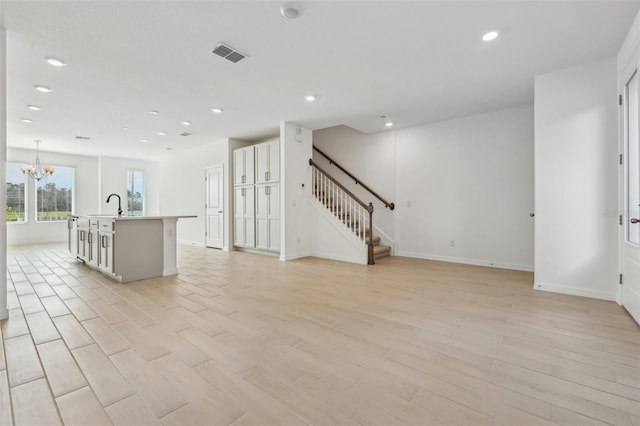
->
<box><xmin>71</xmin><ymin>215</ymin><xmax>197</xmax><ymax>221</ymax></box>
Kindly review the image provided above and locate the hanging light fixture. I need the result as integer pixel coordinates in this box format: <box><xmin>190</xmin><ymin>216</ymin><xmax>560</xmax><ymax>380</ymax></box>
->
<box><xmin>20</xmin><ymin>140</ymin><xmax>54</xmax><ymax>181</ymax></box>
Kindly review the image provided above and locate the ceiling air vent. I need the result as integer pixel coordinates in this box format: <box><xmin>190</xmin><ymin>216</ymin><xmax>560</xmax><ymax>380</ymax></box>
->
<box><xmin>212</xmin><ymin>43</ymin><xmax>247</xmax><ymax>63</ymax></box>
<box><xmin>180</xmin><ymin>132</ymin><xmax>191</xmax><ymax>137</ymax></box>
<box><xmin>75</xmin><ymin>136</ymin><xmax>91</xmax><ymax>141</ymax></box>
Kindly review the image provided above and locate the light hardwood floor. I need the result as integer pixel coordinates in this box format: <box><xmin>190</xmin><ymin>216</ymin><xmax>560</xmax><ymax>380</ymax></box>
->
<box><xmin>1</xmin><ymin>244</ymin><xmax>639</xmax><ymax>425</ymax></box>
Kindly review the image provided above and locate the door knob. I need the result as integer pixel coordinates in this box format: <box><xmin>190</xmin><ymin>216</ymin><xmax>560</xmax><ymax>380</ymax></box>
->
<box><xmin>631</xmin><ymin>218</ymin><xmax>640</xmax><ymax>224</ymax></box>
<box><xmin>218</xmin><ymin>211</ymin><xmax>223</xmax><ymax>213</ymax></box>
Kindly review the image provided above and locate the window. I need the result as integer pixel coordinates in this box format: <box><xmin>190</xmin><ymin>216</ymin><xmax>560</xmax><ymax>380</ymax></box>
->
<box><xmin>127</xmin><ymin>170</ymin><xmax>144</xmax><ymax>216</ymax></box>
<box><xmin>36</xmin><ymin>166</ymin><xmax>74</xmax><ymax>222</ymax></box>
<box><xmin>6</xmin><ymin>162</ymin><xmax>27</xmax><ymax>223</ymax></box>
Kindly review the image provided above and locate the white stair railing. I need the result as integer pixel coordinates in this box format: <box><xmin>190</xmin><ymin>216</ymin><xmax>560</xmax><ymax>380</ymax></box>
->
<box><xmin>309</xmin><ymin>159</ymin><xmax>375</xmax><ymax>264</ymax></box>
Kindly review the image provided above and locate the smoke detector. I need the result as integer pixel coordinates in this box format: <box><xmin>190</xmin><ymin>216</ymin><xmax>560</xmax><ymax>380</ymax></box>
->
<box><xmin>212</xmin><ymin>42</ymin><xmax>248</xmax><ymax>63</ymax></box>
<box><xmin>280</xmin><ymin>3</ymin><xmax>302</xmax><ymax>19</ymax></box>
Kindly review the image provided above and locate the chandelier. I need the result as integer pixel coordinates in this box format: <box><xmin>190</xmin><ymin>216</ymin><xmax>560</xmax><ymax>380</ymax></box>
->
<box><xmin>20</xmin><ymin>140</ymin><xmax>54</xmax><ymax>181</ymax></box>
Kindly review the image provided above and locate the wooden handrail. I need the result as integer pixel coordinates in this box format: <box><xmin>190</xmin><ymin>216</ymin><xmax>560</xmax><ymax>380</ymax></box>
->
<box><xmin>313</xmin><ymin>146</ymin><xmax>395</xmax><ymax>210</ymax></box>
<box><xmin>309</xmin><ymin>159</ymin><xmax>372</xmax><ymax>212</ymax></box>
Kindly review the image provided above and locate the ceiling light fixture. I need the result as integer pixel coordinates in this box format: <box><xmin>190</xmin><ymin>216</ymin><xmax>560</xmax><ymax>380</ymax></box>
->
<box><xmin>180</xmin><ymin>121</ymin><xmax>192</xmax><ymax>126</ymax></box>
<box><xmin>20</xmin><ymin>140</ymin><xmax>54</xmax><ymax>181</ymax></box>
<box><xmin>280</xmin><ymin>3</ymin><xmax>302</xmax><ymax>19</ymax></box>
<box><xmin>20</xmin><ymin>118</ymin><xmax>33</xmax><ymax>123</ymax></box>
<box><xmin>482</xmin><ymin>31</ymin><xmax>499</xmax><ymax>41</ymax></box>
<box><xmin>211</xmin><ymin>107</ymin><xmax>223</xmax><ymax>114</ymax></box>
<box><xmin>27</xmin><ymin>105</ymin><xmax>42</xmax><ymax>111</ymax></box>
<box><xmin>46</xmin><ymin>57</ymin><xmax>66</xmax><ymax>67</ymax></box>
<box><xmin>122</xmin><ymin>126</ymin><xmax>130</xmax><ymax>131</ymax></box>
<box><xmin>141</xmin><ymin>139</ymin><xmax>149</xmax><ymax>143</ymax></box>
<box><xmin>34</xmin><ymin>85</ymin><xmax>52</xmax><ymax>93</ymax></box>
<box><xmin>149</xmin><ymin>110</ymin><xmax>159</xmax><ymax>115</ymax></box>
<box><xmin>384</xmin><ymin>121</ymin><xmax>394</xmax><ymax>128</ymax></box>
<box><xmin>158</xmin><ymin>131</ymin><xmax>166</xmax><ymax>136</ymax></box>
<box><xmin>304</xmin><ymin>95</ymin><xmax>316</xmax><ymax>102</ymax></box>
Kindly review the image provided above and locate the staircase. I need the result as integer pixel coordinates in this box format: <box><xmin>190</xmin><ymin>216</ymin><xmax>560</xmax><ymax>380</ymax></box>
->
<box><xmin>310</xmin><ymin>159</ymin><xmax>391</xmax><ymax>264</ymax></box>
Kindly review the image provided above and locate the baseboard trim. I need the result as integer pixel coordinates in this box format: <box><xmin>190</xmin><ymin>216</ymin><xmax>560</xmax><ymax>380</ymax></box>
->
<box><xmin>309</xmin><ymin>251</ymin><xmax>367</xmax><ymax>265</ymax></box>
<box><xmin>534</xmin><ymin>282</ymin><xmax>617</xmax><ymax>301</ymax></box>
<box><xmin>397</xmin><ymin>251</ymin><xmax>533</xmax><ymax>272</ymax></box>
<box><xmin>280</xmin><ymin>251</ymin><xmax>312</xmax><ymax>261</ymax></box>
<box><xmin>178</xmin><ymin>240</ymin><xmax>205</xmax><ymax>247</ymax></box>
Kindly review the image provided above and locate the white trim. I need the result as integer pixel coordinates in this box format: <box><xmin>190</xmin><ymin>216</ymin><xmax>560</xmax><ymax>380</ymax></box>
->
<box><xmin>280</xmin><ymin>251</ymin><xmax>311</xmax><ymax>261</ymax></box>
<box><xmin>534</xmin><ymin>281</ymin><xmax>617</xmax><ymax>301</ymax></box>
<box><xmin>178</xmin><ymin>239</ymin><xmax>205</xmax><ymax>247</ymax></box>
<box><xmin>307</xmin><ymin>251</ymin><xmax>367</xmax><ymax>265</ymax></box>
<box><xmin>0</xmin><ymin>308</ymin><xmax>7</xmax><ymax>320</ymax></box>
<box><xmin>162</xmin><ymin>267</ymin><xmax>178</xmax><ymax>276</ymax></box>
<box><xmin>397</xmin><ymin>250</ymin><xmax>533</xmax><ymax>272</ymax></box>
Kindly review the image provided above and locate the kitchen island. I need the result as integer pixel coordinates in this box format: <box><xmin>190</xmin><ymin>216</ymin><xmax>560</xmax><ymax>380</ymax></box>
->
<box><xmin>68</xmin><ymin>215</ymin><xmax>196</xmax><ymax>283</ymax></box>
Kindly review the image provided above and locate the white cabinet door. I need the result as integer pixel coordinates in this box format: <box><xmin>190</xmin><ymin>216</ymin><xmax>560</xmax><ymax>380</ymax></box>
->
<box><xmin>234</xmin><ymin>146</ymin><xmax>254</xmax><ymax>186</ymax></box>
<box><xmin>255</xmin><ymin>184</ymin><xmax>280</xmax><ymax>251</ymax></box>
<box><xmin>256</xmin><ymin>140</ymin><xmax>280</xmax><ymax>184</ymax></box>
<box><xmin>99</xmin><ymin>232</ymin><xmax>115</xmax><ymax>274</ymax></box>
<box><xmin>87</xmin><ymin>229</ymin><xmax>99</xmax><ymax>267</ymax></box>
<box><xmin>234</xmin><ymin>186</ymin><xmax>255</xmax><ymax>247</ymax></box>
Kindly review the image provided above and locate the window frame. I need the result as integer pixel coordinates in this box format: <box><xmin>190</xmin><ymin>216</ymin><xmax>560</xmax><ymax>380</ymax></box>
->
<box><xmin>5</xmin><ymin>162</ymin><xmax>28</xmax><ymax>224</ymax></box>
<box><xmin>126</xmin><ymin>169</ymin><xmax>145</xmax><ymax>217</ymax></box>
<box><xmin>35</xmin><ymin>165</ymin><xmax>76</xmax><ymax>223</ymax></box>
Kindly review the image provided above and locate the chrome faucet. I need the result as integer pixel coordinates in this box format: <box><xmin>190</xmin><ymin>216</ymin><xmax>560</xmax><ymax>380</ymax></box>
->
<box><xmin>106</xmin><ymin>193</ymin><xmax>122</xmax><ymax>216</ymax></box>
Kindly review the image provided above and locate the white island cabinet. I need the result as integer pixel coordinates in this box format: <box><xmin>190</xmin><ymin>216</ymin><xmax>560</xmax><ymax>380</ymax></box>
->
<box><xmin>69</xmin><ymin>215</ymin><xmax>195</xmax><ymax>283</ymax></box>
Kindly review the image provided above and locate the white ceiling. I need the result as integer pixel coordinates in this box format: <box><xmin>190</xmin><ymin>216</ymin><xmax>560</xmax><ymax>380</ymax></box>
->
<box><xmin>1</xmin><ymin>1</ymin><xmax>639</xmax><ymax>160</ymax></box>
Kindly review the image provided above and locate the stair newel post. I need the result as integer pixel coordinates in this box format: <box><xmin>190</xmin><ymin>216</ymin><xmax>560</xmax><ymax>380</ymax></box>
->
<box><xmin>367</xmin><ymin>202</ymin><xmax>375</xmax><ymax>265</ymax></box>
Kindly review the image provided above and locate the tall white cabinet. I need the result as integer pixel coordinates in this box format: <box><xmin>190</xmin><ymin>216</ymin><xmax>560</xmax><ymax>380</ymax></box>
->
<box><xmin>233</xmin><ymin>139</ymin><xmax>280</xmax><ymax>253</ymax></box>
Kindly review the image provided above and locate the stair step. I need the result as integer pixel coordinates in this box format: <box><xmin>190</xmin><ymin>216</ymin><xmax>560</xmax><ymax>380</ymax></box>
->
<box><xmin>366</xmin><ymin>236</ymin><xmax>380</xmax><ymax>246</ymax></box>
<box><xmin>373</xmin><ymin>245</ymin><xmax>391</xmax><ymax>260</ymax></box>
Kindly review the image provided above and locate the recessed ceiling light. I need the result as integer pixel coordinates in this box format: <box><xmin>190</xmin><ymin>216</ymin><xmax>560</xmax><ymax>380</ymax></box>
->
<box><xmin>384</xmin><ymin>121</ymin><xmax>394</xmax><ymax>128</ymax></box>
<box><xmin>21</xmin><ymin>118</ymin><xmax>33</xmax><ymax>123</ymax></box>
<box><xmin>166</xmin><ymin>147</ymin><xmax>173</xmax><ymax>151</ymax></box>
<box><xmin>180</xmin><ymin>121</ymin><xmax>192</xmax><ymax>126</ymax></box>
<box><xmin>46</xmin><ymin>57</ymin><xmax>66</xmax><ymax>67</ymax></box>
<box><xmin>122</xmin><ymin>126</ymin><xmax>130</xmax><ymax>131</ymax></box>
<box><xmin>304</xmin><ymin>95</ymin><xmax>316</xmax><ymax>102</ymax></box>
<box><xmin>141</xmin><ymin>139</ymin><xmax>149</xmax><ymax>143</ymax></box>
<box><xmin>482</xmin><ymin>31</ymin><xmax>499</xmax><ymax>41</ymax></box>
<box><xmin>211</xmin><ymin>107</ymin><xmax>223</xmax><ymax>114</ymax></box>
<box><xmin>34</xmin><ymin>85</ymin><xmax>52</xmax><ymax>93</ymax></box>
<box><xmin>158</xmin><ymin>131</ymin><xmax>166</xmax><ymax>136</ymax></box>
<box><xmin>27</xmin><ymin>105</ymin><xmax>42</xmax><ymax>111</ymax></box>
<box><xmin>150</xmin><ymin>110</ymin><xmax>159</xmax><ymax>115</ymax></box>
<box><xmin>280</xmin><ymin>3</ymin><xmax>302</xmax><ymax>19</ymax></box>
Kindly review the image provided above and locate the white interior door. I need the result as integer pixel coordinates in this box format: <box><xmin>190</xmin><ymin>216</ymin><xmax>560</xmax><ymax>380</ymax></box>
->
<box><xmin>621</xmin><ymin>62</ymin><xmax>640</xmax><ymax>325</ymax></box>
<box><xmin>206</xmin><ymin>165</ymin><xmax>224</xmax><ymax>249</ymax></box>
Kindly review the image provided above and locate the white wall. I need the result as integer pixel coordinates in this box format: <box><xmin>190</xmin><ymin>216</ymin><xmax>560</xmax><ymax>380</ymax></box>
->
<box><xmin>534</xmin><ymin>58</ymin><xmax>619</xmax><ymax>300</ymax></box>
<box><xmin>395</xmin><ymin>104</ymin><xmax>535</xmax><ymax>270</ymax></box>
<box><xmin>312</xmin><ymin>126</ymin><xmax>396</xmax><ymax>248</ymax></box>
<box><xmin>98</xmin><ymin>156</ymin><xmax>160</xmax><ymax>216</ymax></box>
<box><xmin>7</xmin><ymin>148</ymin><xmax>99</xmax><ymax>245</ymax></box>
<box><xmin>312</xmin><ymin>106</ymin><xmax>535</xmax><ymax>270</ymax></box>
<box><xmin>280</xmin><ymin>122</ymin><xmax>312</xmax><ymax>261</ymax></box>
<box><xmin>159</xmin><ymin>140</ymin><xmax>229</xmax><ymax>246</ymax></box>
<box><xmin>6</xmin><ymin>149</ymin><xmax>162</xmax><ymax>245</ymax></box>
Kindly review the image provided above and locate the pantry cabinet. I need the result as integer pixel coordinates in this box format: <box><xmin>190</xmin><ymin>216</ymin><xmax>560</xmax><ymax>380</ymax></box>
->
<box><xmin>255</xmin><ymin>139</ymin><xmax>280</xmax><ymax>184</ymax></box>
<box><xmin>233</xmin><ymin>139</ymin><xmax>280</xmax><ymax>253</ymax></box>
<box><xmin>234</xmin><ymin>186</ymin><xmax>255</xmax><ymax>248</ymax></box>
<box><xmin>255</xmin><ymin>183</ymin><xmax>280</xmax><ymax>252</ymax></box>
